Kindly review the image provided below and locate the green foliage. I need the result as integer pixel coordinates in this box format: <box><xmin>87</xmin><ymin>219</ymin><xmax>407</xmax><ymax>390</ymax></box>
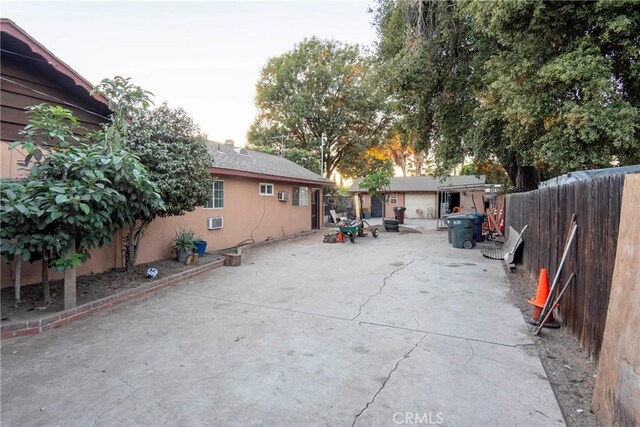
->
<box><xmin>358</xmin><ymin>158</ymin><xmax>394</xmax><ymax>199</ymax></box>
<box><xmin>373</xmin><ymin>0</ymin><xmax>640</xmax><ymax>191</ymax></box>
<box><xmin>1</xmin><ymin>105</ymin><xmax>164</xmax><ymax>272</ymax></box>
<box><xmin>94</xmin><ymin>77</ymin><xmax>213</xmax><ymax>269</ymax></box>
<box><xmin>172</xmin><ymin>228</ymin><xmax>198</xmax><ymax>253</ymax></box>
<box><xmin>247</xmin><ymin>37</ymin><xmax>389</xmax><ymax>179</ymax></box>
<box><xmin>126</xmin><ymin>103</ymin><xmax>214</xmax><ymax>217</ymax></box>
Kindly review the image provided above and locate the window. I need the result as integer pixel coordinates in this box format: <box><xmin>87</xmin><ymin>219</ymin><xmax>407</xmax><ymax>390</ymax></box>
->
<box><xmin>388</xmin><ymin>193</ymin><xmax>397</xmax><ymax>204</ymax></box>
<box><xmin>204</xmin><ymin>180</ymin><xmax>224</xmax><ymax>209</ymax></box>
<box><xmin>292</xmin><ymin>186</ymin><xmax>309</xmax><ymax>206</ymax></box>
<box><xmin>259</xmin><ymin>183</ymin><xmax>274</xmax><ymax>196</ymax></box>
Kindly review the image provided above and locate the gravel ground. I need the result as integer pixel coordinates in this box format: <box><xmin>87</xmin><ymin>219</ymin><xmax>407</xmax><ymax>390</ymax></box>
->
<box><xmin>504</xmin><ymin>266</ymin><xmax>600</xmax><ymax>427</ymax></box>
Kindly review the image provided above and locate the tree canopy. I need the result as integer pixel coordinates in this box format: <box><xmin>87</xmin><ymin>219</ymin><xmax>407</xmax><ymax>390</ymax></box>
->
<box><xmin>372</xmin><ymin>0</ymin><xmax>640</xmax><ymax>191</ymax></box>
<box><xmin>94</xmin><ymin>77</ymin><xmax>214</xmax><ymax>269</ymax></box>
<box><xmin>1</xmin><ymin>105</ymin><xmax>163</xmax><ymax>276</ymax></box>
<box><xmin>247</xmin><ymin>37</ymin><xmax>389</xmax><ymax>179</ymax></box>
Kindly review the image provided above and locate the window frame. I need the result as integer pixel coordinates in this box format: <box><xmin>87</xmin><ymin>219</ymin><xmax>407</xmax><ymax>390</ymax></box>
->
<box><xmin>259</xmin><ymin>182</ymin><xmax>274</xmax><ymax>196</ymax></box>
<box><xmin>204</xmin><ymin>180</ymin><xmax>224</xmax><ymax>209</ymax></box>
<box><xmin>388</xmin><ymin>193</ymin><xmax>398</xmax><ymax>204</ymax></box>
<box><xmin>292</xmin><ymin>186</ymin><xmax>309</xmax><ymax>207</ymax></box>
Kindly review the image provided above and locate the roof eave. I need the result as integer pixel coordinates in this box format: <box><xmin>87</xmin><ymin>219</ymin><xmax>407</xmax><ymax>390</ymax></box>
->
<box><xmin>0</xmin><ymin>18</ymin><xmax>108</xmax><ymax>107</ymax></box>
<box><xmin>209</xmin><ymin>167</ymin><xmax>332</xmax><ymax>186</ymax></box>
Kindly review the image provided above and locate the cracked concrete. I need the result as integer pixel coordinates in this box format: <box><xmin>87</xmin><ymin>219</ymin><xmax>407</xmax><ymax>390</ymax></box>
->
<box><xmin>352</xmin><ymin>333</ymin><xmax>427</xmax><ymax>426</ymax></box>
<box><xmin>352</xmin><ymin>259</ymin><xmax>415</xmax><ymax>321</ymax></box>
<box><xmin>1</xmin><ymin>224</ymin><xmax>565</xmax><ymax>426</ymax></box>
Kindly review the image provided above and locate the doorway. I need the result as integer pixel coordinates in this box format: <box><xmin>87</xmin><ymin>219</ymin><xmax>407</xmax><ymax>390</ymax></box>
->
<box><xmin>371</xmin><ymin>196</ymin><xmax>383</xmax><ymax>218</ymax></box>
<box><xmin>311</xmin><ymin>189</ymin><xmax>320</xmax><ymax>229</ymax></box>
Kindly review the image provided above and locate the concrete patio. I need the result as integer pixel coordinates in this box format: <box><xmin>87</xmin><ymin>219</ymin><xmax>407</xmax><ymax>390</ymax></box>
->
<box><xmin>1</xmin><ymin>225</ymin><xmax>564</xmax><ymax>426</ymax></box>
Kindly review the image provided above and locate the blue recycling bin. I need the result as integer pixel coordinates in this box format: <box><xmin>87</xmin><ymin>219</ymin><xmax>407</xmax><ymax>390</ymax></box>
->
<box><xmin>193</xmin><ymin>240</ymin><xmax>207</xmax><ymax>257</ymax></box>
<box><xmin>469</xmin><ymin>213</ymin><xmax>486</xmax><ymax>241</ymax></box>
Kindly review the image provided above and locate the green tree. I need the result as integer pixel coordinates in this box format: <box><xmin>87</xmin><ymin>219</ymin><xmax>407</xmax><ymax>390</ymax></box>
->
<box><xmin>466</xmin><ymin>0</ymin><xmax>640</xmax><ymax>184</ymax></box>
<box><xmin>372</xmin><ymin>0</ymin><xmax>640</xmax><ymax>191</ymax></box>
<box><xmin>358</xmin><ymin>158</ymin><xmax>394</xmax><ymax>212</ymax></box>
<box><xmin>119</xmin><ymin>102</ymin><xmax>213</xmax><ymax>269</ymax></box>
<box><xmin>247</xmin><ymin>37</ymin><xmax>389</xmax><ymax>179</ymax></box>
<box><xmin>1</xmin><ymin>104</ymin><xmax>163</xmax><ymax>307</ymax></box>
<box><xmin>372</xmin><ymin>0</ymin><xmax>480</xmax><ymax>177</ymax></box>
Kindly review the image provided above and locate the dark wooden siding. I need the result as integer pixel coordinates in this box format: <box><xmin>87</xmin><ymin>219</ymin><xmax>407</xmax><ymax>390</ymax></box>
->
<box><xmin>506</xmin><ymin>175</ymin><xmax>626</xmax><ymax>360</ymax></box>
<box><xmin>1</xmin><ymin>47</ymin><xmax>109</xmax><ymax>142</ymax></box>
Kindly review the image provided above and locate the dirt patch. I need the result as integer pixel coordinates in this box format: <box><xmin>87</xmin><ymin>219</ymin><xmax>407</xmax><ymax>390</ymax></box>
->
<box><xmin>1</xmin><ymin>253</ymin><xmax>223</xmax><ymax>324</ymax></box>
<box><xmin>505</xmin><ymin>266</ymin><xmax>600</xmax><ymax>427</ymax></box>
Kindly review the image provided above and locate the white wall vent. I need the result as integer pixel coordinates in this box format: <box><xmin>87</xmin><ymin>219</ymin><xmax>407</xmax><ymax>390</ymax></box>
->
<box><xmin>278</xmin><ymin>191</ymin><xmax>289</xmax><ymax>201</ymax></box>
<box><xmin>207</xmin><ymin>217</ymin><xmax>223</xmax><ymax>230</ymax></box>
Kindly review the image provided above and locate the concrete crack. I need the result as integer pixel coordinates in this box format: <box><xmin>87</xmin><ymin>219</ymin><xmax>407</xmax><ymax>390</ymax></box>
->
<box><xmin>358</xmin><ymin>320</ymin><xmax>532</xmax><ymax>349</ymax></box>
<box><xmin>352</xmin><ymin>332</ymin><xmax>427</xmax><ymax>426</ymax></box>
<box><xmin>462</xmin><ymin>340</ymin><xmax>475</xmax><ymax>367</ymax></box>
<box><xmin>352</xmin><ymin>259</ymin><xmax>415</xmax><ymax>321</ymax></box>
<box><xmin>91</xmin><ymin>377</ymin><xmax>137</xmax><ymax>427</ymax></box>
<box><xmin>169</xmin><ymin>290</ymin><xmax>353</xmax><ymax>322</ymax></box>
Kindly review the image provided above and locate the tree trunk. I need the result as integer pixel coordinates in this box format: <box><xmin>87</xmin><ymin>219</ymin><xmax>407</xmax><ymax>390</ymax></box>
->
<box><xmin>42</xmin><ymin>259</ymin><xmax>51</xmax><ymax>305</ymax></box>
<box><xmin>14</xmin><ymin>258</ymin><xmax>21</xmax><ymax>302</ymax></box>
<box><xmin>125</xmin><ymin>221</ymin><xmax>151</xmax><ymax>271</ymax></box>
<box><xmin>64</xmin><ymin>242</ymin><xmax>76</xmax><ymax>310</ymax></box>
<box><xmin>516</xmin><ymin>165</ymin><xmax>540</xmax><ymax>192</ymax></box>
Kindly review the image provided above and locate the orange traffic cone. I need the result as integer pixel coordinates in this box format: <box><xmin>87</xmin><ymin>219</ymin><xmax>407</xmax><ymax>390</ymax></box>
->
<box><xmin>527</xmin><ymin>268</ymin><xmax>560</xmax><ymax>328</ymax></box>
<box><xmin>337</xmin><ymin>232</ymin><xmax>344</xmax><ymax>243</ymax></box>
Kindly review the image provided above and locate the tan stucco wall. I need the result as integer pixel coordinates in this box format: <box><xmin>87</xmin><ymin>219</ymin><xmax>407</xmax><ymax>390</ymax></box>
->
<box><xmin>385</xmin><ymin>193</ymin><xmax>405</xmax><ymax>219</ymax></box>
<box><xmin>1</xmin><ymin>140</ymin><xmax>29</xmax><ymax>178</ymax></box>
<box><xmin>136</xmin><ymin>176</ymin><xmax>319</xmax><ymax>264</ymax></box>
<box><xmin>1</xmin><ymin>174</ymin><xmax>322</xmax><ymax>288</ymax></box>
<box><xmin>1</xmin><ymin>243</ymin><xmax>118</xmax><ymax>289</ymax></box>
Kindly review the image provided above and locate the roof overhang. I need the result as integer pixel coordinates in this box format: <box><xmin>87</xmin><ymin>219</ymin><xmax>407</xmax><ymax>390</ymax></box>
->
<box><xmin>436</xmin><ymin>183</ymin><xmax>501</xmax><ymax>192</ymax></box>
<box><xmin>0</xmin><ymin>18</ymin><xmax>108</xmax><ymax>108</ymax></box>
<box><xmin>209</xmin><ymin>167</ymin><xmax>333</xmax><ymax>187</ymax></box>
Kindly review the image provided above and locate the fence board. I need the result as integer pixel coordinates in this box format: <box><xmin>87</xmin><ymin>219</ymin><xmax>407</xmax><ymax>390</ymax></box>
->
<box><xmin>506</xmin><ymin>174</ymin><xmax>628</xmax><ymax>360</ymax></box>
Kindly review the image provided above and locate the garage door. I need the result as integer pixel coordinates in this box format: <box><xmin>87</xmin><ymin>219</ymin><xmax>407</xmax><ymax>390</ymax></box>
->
<box><xmin>404</xmin><ymin>193</ymin><xmax>436</xmax><ymax>219</ymax></box>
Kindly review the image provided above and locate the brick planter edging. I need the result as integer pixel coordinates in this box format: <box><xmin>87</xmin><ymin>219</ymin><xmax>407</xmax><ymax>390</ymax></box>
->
<box><xmin>1</xmin><ymin>258</ymin><xmax>225</xmax><ymax>340</ymax></box>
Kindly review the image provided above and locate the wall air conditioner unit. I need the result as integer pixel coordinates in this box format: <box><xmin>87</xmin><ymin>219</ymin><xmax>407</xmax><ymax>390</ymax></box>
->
<box><xmin>277</xmin><ymin>191</ymin><xmax>289</xmax><ymax>202</ymax></box>
<box><xmin>207</xmin><ymin>217</ymin><xmax>223</xmax><ymax>230</ymax></box>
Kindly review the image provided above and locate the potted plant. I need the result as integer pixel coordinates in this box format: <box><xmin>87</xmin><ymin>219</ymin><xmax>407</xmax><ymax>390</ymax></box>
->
<box><xmin>172</xmin><ymin>228</ymin><xmax>197</xmax><ymax>263</ymax></box>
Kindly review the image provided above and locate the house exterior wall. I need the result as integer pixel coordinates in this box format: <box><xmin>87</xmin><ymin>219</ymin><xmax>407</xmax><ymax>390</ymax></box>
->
<box><xmin>1</xmin><ymin>174</ymin><xmax>323</xmax><ymax>288</ymax></box>
<box><xmin>1</xmin><ymin>40</ymin><xmax>108</xmax><ymax>146</ymax></box>
<box><xmin>1</xmin><ymin>141</ymin><xmax>28</xmax><ymax>178</ymax></box>
<box><xmin>385</xmin><ymin>193</ymin><xmax>405</xmax><ymax>218</ymax></box>
<box><xmin>136</xmin><ymin>175</ymin><xmax>321</xmax><ymax>264</ymax></box>
<box><xmin>1</xmin><ymin>244</ymin><xmax>118</xmax><ymax>289</ymax></box>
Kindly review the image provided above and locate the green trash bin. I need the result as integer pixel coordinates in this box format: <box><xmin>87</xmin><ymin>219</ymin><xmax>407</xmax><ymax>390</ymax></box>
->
<box><xmin>448</xmin><ymin>215</ymin><xmax>475</xmax><ymax>249</ymax></box>
<box><xmin>446</xmin><ymin>214</ymin><xmax>467</xmax><ymax>244</ymax></box>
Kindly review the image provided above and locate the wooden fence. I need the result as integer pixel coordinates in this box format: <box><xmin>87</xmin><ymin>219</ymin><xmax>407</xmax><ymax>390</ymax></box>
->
<box><xmin>506</xmin><ymin>174</ymin><xmax>626</xmax><ymax>360</ymax></box>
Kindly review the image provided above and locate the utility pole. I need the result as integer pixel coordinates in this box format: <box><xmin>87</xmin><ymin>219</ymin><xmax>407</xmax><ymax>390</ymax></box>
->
<box><xmin>321</xmin><ymin>132</ymin><xmax>327</xmax><ymax>178</ymax></box>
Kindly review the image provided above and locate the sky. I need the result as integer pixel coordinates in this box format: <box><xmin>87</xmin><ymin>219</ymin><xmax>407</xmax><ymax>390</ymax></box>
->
<box><xmin>2</xmin><ymin>0</ymin><xmax>379</xmax><ymax>146</ymax></box>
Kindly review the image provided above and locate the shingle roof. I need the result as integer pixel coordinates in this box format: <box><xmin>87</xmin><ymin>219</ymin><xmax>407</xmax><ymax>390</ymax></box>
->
<box><xmin>208</xmin><ymin>142</ymin><xmax>331</xmax><ymax>184</ymax></box>
<box><xmin>348</xmin><ymin>175</ymin><xmax>486</xmax><ymax>192</ymax></box>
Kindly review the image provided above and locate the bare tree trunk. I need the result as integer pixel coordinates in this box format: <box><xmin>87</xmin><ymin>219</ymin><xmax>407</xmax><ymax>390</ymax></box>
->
<box><xmin>42</xmin><ymin>259</ymin><xmax>51</xmax><ymax>305</ymax></box>
<box><xmin>14</xmin><ymin>258</ymin><xmax>21</xmax><ymax>302</ymax></box>
<box><xmin>125</xmin><ymin>221</ymin><xmax>151</xmax><ymax>271</ymax></box>
<box><xmin>64</xmin><ymin>242</ymin><xmax>76</xmax><ymax>310</ymax></box>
